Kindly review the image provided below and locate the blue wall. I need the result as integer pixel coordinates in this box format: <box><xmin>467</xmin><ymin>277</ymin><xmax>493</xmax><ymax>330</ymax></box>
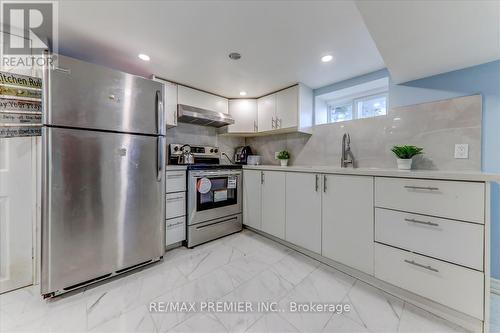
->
<box><xmin>314</xmin><ymin>61</ymin><xmax>500</xmax><ymax>279</ymax></box>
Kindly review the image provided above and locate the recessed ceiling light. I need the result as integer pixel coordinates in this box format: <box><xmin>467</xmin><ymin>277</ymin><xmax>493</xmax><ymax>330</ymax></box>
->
<box><xmin>138</xmin><ymin>53</ymin><xmax>150</xmax><ymax>61</ymax></box>
<box><xmin>229</xmin><ymin>52</ymin><xmax>241</xmax><ymax>60</ymax></box>
<box><xmin>239</xmin><ymin>91</ymin><xmax>247</xmax><ymax>96</ymax></box>
<box><xmin>321</xmin><ymin>54</ymin><xmax>333</xmax><ymax>63</ymax></box>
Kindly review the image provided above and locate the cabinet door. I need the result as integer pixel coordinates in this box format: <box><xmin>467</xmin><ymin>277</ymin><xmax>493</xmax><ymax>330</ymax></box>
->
<box><xmin>276</xmin><ymin>85</ymin><xmax>298</xmax><ymax>129</ymax></box>
<box><xmin>261</xmin><ymin>171</ymin><xmax>286</xmax><ymax>239</ymax></box>
<box><xmin>243</xmin><ymin>170</ymin><xmax>262</xmax><ymax>230</ymax></box>
<box><xmin>257</xmin><ymin>94</ymin><xmax>276</xmax><ymax>132</ymax></box>
<box><xmin>322</xmin><ymin>175</ymin><xmax>374</xmax><ymax>275</ymax></box>
<box><xmin>165</xmin><ymin>81</ymin><xmax>178</xmax><ymax>127</ymax></box>
<box><xmin>228</xmin><ymin>99</ymin><xmax>257</xmax><ymax>133</ymax></box>
<box><xmin>178</xmin><ymin>85</ymin><xmax>228</xmax><ymax>114</ymax></box>
<box><xmin>285</xmin><ymin>172</ymin><xmax>321</xmax><ymax>253</ymax></box>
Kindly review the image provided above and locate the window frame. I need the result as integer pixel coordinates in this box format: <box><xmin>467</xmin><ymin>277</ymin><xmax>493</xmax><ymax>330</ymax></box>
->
<box><xmin>325</xmin><ymin>92</ymin><xmax>388</xmax><ymax>124</ymax></box>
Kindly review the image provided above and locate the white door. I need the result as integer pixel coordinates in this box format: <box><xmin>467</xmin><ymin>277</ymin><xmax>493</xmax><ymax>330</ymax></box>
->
<box><xmin>228</xmin><ymin>99</ymin><xmax>257</xmax><ymax>133</ymax></box>
<box><xmin>0</xmin><ymin>137</ymin><xmax>34</xmax><ymax>293</ymax></box>
<box><xmin>243</xmin><ymin>170</ymin><xmax>262</xmax><ymax>230</ymax></box>
<box><xmin>261</xmin><ymin>171</ymin><xmax>286</xmax><ymax>239</ymax></box>
<box><xmin>322</xmin><ymin>175</ymin><xmax>374</xmax><ymax>275</ymax></box>
<box><xmin>276</xmin><ymin>85</ymin><xmax>298</xmax><ymax>129</ymax></box>
<box><xmin>285</xmin><ymin>172</ymin><xmax>321</xmax><ymax>253</ymax></box>
<box><xmin>257</xmin><ymin>94</ymin><xmax>276</xmax><ymax>132</ymax></box>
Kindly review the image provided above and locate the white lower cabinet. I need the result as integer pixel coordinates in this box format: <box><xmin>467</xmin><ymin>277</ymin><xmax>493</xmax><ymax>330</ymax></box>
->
<box><xmin>243</xmin><ymin>170</ymin><xmax>262</xmax><ymax>230</ymax></box>
<box><xmin>285</xmin><ymin>172</ymin><xmax>321</xmax><ymax>253</ymax></box>
<box><xmin>322</xmin><ymin>175</ymin><xmax>374</xmax><ymax>275</ymax></box>
<box><xmin>374</xmin><ymin>243</ymin><xmax>484</xmax><ymax>320</ymax></box>
<box><xmin>242</xmin><ymin>169</ymin><xmax>489</xmax><ymax>325</ymax></box>
<box><xmin>166</xmin><ymin>216</ymin><xmax>186</xmax><ymax>245</ymax></box>
<box><xmin>261</xmin><ymin>171</ymin><xmax>286</xmax><ymax>239</ymax></box>
<box><xmin>375</xmin><ymin>208</ymin><xmax>484</xmax><ymax>271</ymax></box>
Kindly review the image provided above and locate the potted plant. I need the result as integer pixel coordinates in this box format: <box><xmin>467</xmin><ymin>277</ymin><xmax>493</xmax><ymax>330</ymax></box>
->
<box><xmin>391</xmin><ymin>145</ymin><xmax>423</xmax><ymax>170</ymax></box>
<box><xmin>277</xmin><ymin>150</ymin><xmax>290</xmax><ymax>167</ymax></box>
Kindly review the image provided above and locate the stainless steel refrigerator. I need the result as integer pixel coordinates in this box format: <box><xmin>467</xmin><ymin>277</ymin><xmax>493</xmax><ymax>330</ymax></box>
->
<box><xmin>41</xmin><ymin>55</ymin><xmax>165</xmax><ymax>298</ymax></box>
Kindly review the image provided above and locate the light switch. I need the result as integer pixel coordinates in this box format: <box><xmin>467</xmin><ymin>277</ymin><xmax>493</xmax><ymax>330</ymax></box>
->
<box><xmin>454</xmin><ymin>144</ymin><xmax>469</xmax><ymax>159</ymax></box>
<box><xmin>275</xmin><ymin>152</ymin><xmax>280</xmax><ymax>160</ymax></box>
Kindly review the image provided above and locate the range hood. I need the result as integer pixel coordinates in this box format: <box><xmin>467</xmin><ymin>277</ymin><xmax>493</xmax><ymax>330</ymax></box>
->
<box><xmin>177</xmin><ymin>104</ymin><xmax>234</xmax><ymax>127</ymax></box>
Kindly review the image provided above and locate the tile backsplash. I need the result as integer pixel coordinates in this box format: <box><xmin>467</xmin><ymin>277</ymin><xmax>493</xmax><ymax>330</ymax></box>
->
<box><xmin>166</xmin><ymin>123</ymin><xmax>244</xmax><ymax>164</ymax></box>
<box><xmin>245</xmin><ymin>94</ymin><xmax>482</xmax><ymax>171</ymax></box>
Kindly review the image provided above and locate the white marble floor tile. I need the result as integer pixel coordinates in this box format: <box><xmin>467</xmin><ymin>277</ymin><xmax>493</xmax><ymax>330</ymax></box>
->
<box><xmin>347</xmin><ymin>280</ymin><xmax>404</xmax><ymax>333</ymax></box>
<box><xmin>270</xmin><ymin>251</ymin><xmax>319</xmax><ymax>286</ymax></box>
<box><xmin>398</xmin><ymin>303</ymin><xmax>468</xmax><ymax>333</ymax></box>
<box><xmin>322</xmin><ymin>313</ymin><xmax>371</xmax><ymax>333</ymax></box>
<box><xmin>173</xmin><ymin>244</ymin><xmax>243</xmax><ymax>281</ymax></box>
<box><xmin>246</xmin><ymin>313</ymin><xmax>299</xmax><ymax>333</ymax></box>
<box><xmin>89</xmin><ymin>304</ymin><xmax>157</xmax><ymax>333</ymax></box>
<box><xmin>1</xmin><ymin>229</ymin><xmax>490</xmax><ymax>333</ymax></box>
<box><xmin>169</xmin><ymin>313</ymin><xmax>228</xmax><ymax>333</ymax></box>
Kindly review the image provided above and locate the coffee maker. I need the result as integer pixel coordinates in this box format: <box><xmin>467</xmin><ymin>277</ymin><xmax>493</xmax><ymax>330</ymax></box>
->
<box><xmin>234</xmin><ymin>146</ymin><xmax>253</xmax><ymax>164</ymax></box>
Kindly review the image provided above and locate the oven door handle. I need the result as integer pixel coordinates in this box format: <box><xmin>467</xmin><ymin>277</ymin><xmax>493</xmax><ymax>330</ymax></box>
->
<box><xmin>191</xmin><ymin>172</ymin><xmax>241</xmax><ymax>178</ymax></box>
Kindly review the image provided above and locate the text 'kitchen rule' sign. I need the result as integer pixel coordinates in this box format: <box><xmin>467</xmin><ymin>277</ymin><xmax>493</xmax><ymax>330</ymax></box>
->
<box><xmin>0</xmin><ymin>71</ymin><xmax>42</xmax><ymax>138</ymax></box>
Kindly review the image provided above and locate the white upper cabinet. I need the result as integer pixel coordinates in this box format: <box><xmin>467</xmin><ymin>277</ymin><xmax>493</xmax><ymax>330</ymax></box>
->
<box><xmin>276</xmin><ymin>85</ymin><xmax>299</xmax><ymax>129</ymax></box>
<box><xmin>226</xmin><ymin>99</ymin><xmax>258</xmax><ymax>133</ymax></box>
<box><xmin>257</xmin><ymin>94</ymin><xmax>276</xmax><ymax>132</ymax></box>
<box><xmin>151</xmin><ymin>76</ymin><xmax>178</xmax><ymax>128</ymax></box>
<box><xmin>255</xmin><ymin>83</ymin><xmax>313</xmax><ymax>135</ymax></box>
<box><xmin>165</xmin><ymin>81</ymin><xmax>178</xmax><ymax>128</ymax></box>
<box><xmin>178</xmin><ymin>85</ymin><xmax>228</xmax><ymax>114</ymax></box>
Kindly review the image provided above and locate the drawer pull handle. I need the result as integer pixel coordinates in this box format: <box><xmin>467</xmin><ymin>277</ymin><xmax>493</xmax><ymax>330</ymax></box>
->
<box><xmin>167</xmin><ymin>196</ymin><xmax>184</xmax><ymax>201</ymax></box>
<box><xmin>167</xmin><ymin>175</ymin><xmax>185</xmax><ymax>179</ymax></box>
<box><xmin>404</xmin><ymin>218</ymin><xmax>439</xmax><ymax>227</ymax></box>
<box><xmin>404</xmin><ymin>185</ymin><xmax>439</xmax><ymax>191</ymax></box>
<box><xmin>404</xmin><ymin>259</ymin><xmax>439</xmax><ymax>273</ymax></box>
<box><xmin>167</xmin><ymin>221</ymin><xmax>184</xmax><ymax>228</ymax></box>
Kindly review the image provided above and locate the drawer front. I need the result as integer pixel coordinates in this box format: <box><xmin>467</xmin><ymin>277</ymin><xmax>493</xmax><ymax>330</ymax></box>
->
<box><xmin>166</xmin><ymin>192</ymin><xmax>186</xmax><ymax>219</ymax></box>
<box><xmin>375</xmin><ymin>177</ymin><xmax>484</xmax><ymax>223</ymax></box>
<box><xmin>375</xmin><ymin>208</ymin><xmax>484</xmax><ymax>271</ymax></box>
<box><xmin>374</xmin><ymin>243</ymin><xmax>484</xmax><ymax>320</ymax></box>
<box><xmin>166</xmin><ymin>171</ymin><xmax>186</xmax><ymax>193</ymax></box>
<box><xmin>166</xmin><ymin>216</ymin><xmax>186</xmax><ymax>245</ymax></box>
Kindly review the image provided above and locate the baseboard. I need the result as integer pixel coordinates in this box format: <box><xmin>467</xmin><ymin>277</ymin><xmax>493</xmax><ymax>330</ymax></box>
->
<box><xmin>492</xmin><ymin>278</ymin><xmax>500</xmax><ymax>295</ymax></box>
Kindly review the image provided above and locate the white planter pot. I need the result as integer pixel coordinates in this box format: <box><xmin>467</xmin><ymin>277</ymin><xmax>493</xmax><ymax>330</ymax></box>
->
<box><xmin>280</xmin><ymin>159</ymin><xmax>289</xmax><ymax>167</ymax></box>
<box><xmin>396</xmin><ymin>158</ymin><xmax>413</xmax><ymax>170</ymax></box>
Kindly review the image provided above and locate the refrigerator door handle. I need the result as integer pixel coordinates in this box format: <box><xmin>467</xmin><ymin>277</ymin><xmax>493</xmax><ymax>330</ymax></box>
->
<box><xmin>157</xmin><ymin>136</ymin><xmax>164</xmax><ymax>182</ymax></box>
<box><xmin>156</xmin><ymin>90</ymin><xmax>164</xmax><ymax>136</ymax></box>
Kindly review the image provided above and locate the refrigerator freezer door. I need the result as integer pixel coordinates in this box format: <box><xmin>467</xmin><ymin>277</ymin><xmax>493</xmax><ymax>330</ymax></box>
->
<box><xmin>45</xmin><ymin>55</ymin><xmax>163</xmax><ymax>135</ymax></box>
<box><xmin>41</xmin><ymin>127</ymin><xmax>165</xmax><ymax>294</ymax></box>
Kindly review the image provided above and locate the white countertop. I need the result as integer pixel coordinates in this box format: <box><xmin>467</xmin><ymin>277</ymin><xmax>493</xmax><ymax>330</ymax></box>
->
<box><xmin>166</xmin><ymin>165</ymin><xmax>188</xmax><ymax>171</ymax></box>
<box><xmin>243</xmin><ymin>165</ymin><xmax>500</xmax><ymax>182</ymax></box>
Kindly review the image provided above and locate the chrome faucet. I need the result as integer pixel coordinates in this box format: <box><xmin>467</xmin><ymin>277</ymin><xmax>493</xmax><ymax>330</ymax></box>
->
<box><xmin>341</xmin><ymin>133</ymin><xmax>355</xmax><ymax>168</ymax></box>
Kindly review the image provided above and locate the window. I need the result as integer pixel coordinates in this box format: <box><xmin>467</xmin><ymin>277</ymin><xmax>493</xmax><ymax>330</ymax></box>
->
<box><xmin>315</xmin><ymin>77</ymin><xmax>389</xmax><ymax>125</ymax></box>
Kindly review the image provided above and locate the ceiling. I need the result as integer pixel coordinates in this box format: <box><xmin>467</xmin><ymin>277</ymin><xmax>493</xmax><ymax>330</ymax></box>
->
<box><xmin>355</xmin><ymin>0</ymin><xmax>500</xmax><ymax>83</ymax></box>
<box><xmin>56</xmin><ymin>0</ymin><xmax>385</xmax><ymax>98</ymax></box>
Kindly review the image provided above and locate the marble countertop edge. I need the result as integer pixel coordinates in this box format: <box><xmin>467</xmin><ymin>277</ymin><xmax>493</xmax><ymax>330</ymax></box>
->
<box><xmin>242</xmin><ymin>165</ymin><xmax>500</xmax><ymax>182</ymax></box>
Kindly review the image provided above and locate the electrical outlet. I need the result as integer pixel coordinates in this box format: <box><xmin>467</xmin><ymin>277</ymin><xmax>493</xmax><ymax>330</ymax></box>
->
<box><xmin>275</xmin><ymin>152</ymin><xmax>280</xmax><ymax>159</ymax></box>
<box><xmin>454</xmin><ymin>144</ymin><xmax>469</xmax><ymax>159</ymax></box>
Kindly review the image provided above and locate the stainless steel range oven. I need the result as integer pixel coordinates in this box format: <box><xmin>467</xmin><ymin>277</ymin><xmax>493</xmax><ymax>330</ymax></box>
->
<box><xmin>187</xmin><ymin>167</ymin><xmax>242</xmax><ymax>247</ymax></box>
<box><xmin>169</xmin><ymin>143</ymin><xmax>242</xmax><ymax>247</ymax></box>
